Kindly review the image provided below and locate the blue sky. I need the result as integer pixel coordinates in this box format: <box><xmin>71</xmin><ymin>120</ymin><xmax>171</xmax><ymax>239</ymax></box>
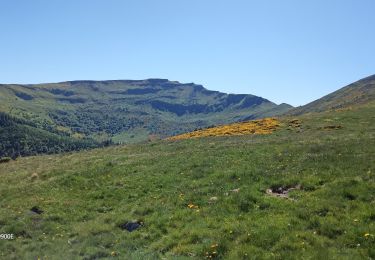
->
<box><xmin>1</xmin><ymin>0</ymin><xmax>374</xmax><ymax>106</ymax></box>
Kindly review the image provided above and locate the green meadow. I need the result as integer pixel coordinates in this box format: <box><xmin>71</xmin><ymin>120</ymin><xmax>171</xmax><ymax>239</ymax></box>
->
<box><xmin>0</xmin><ymin>103</ymin><xmax>374</xmax><ymax>259</ymax></box>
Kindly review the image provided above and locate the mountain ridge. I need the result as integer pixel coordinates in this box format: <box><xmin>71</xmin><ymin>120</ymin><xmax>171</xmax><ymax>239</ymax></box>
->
<box><xmin>288</xmin><ymin>74</ymin><xmax>375</xmax><ymax>115</ymax></box>
<box><xmin>0</xmin><ymin>79</ymin><xmax>292</xmax><ymax>146</ymax></box>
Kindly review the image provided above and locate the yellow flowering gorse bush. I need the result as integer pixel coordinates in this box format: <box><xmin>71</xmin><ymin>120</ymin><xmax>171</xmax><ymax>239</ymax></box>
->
<box><xmin>167</xmin><ymin>118</ymin><xmax>280</xmax><ymax>141</ymax></box>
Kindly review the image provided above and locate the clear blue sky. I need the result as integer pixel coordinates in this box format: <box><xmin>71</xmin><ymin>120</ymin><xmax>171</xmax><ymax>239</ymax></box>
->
<box><xmin>1</xmin><ymin>0</ymin><xmax>374</xmax><ymax>106</ymax></box>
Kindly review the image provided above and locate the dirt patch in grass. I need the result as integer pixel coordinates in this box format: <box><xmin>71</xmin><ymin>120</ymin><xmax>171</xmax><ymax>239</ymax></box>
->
<box><xmin>30</xmin><ymin>206</ymin><xmax>44</xmax><ymax>214</ymax></box>
<box><xmin>320</xmin><ymin>125</ymin><xmax>343</xmax><ymax>130</ymax></box>
<box><xmin>266</xmin><ymin>185</ymin><xmax>301</xmax><ymax>200</ymax></box>
<box><xmin>288</xmin><ymin>119</ymin><xmax>302</xmax><ymax>128</ymax></box>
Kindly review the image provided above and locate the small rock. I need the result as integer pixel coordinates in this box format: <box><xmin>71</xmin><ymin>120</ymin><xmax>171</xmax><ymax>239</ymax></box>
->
<box><xmin>119</xmin><ymin>221</ymin><xmax>143</xmax><ymax>232</ymax></box>
<box><xmin>30</xmin><ymin>206</ymin><xmax>43</xmax><ymax>214</ymax></box>
<box><xmin>30</xmin><ymin>173</ymin><xmax>39</xmax><ymax>181</ymax></box>
<box><xmin>209</xmin><ymin>196</ymin><xmax>218</xmax><ymax>203</ymax></box>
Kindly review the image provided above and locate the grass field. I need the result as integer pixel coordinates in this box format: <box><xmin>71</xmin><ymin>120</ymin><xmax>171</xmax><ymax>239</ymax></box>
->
<box><xmin>0</xmin><ymin>103</ymin><xmax>374</xmax><ymax>259</ymax></box>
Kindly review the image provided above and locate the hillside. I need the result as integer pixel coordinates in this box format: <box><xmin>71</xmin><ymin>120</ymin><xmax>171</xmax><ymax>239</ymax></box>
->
<box><xmin>288</xmin><ymin>74</ymin><xmax>375</xmax><ymax>115</ymax></box>
<box><xmin>0</xmin><ymin>112</ymin><xmax>100</xmax><ymax>159</ymax></box>
<box><xmin>0</xmin><ymin>79</ymin><xmax>292</xmax><ymax>144</ymax></box>
<box><xmin>0</xmin><ymin>102</ymin><xmax>374</xmax><ymax>259</ymax></box>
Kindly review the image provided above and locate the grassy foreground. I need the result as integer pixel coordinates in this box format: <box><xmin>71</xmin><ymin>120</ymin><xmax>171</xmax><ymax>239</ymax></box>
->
<box><xmin>0</xmin><ymin>104</ymin><xmax>374</xmax><ymax>259</ymax></box>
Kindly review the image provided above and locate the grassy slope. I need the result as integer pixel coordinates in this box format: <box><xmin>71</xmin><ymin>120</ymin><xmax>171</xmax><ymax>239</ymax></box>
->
<box><xmin>0</xmin><ymin>102</ymin><xmax>374</xmax><ymax>259</ymax></box>
<box><xmin>289</xmin><ymin>74</ymin><xmax>375</xmax><ymax>115</ymax></box>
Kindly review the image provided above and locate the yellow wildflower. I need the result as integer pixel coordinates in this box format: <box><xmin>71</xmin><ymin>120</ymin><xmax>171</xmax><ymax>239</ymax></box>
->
<box><xmin>211</xmin><ymin>243</ymin><xmax>218</xmax><ymax>248</ymax></box>
<box><xmin>187</xmin><ymin>203</ymin><xmax>198</xmax><ymax>209</ymax></box>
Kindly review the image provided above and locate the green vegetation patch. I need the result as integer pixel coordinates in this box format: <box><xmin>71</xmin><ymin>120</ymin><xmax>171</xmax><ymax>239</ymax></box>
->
<box><xmin>0</xmin><ymin>103</ymin><xmax>374</xmax><ymax>259</ymax></box>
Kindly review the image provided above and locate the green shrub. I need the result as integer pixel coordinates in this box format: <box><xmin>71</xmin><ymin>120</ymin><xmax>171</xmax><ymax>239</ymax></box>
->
<box><xmin>0</xmin><ymin>157</ymin><xmax>11</xmax><ymax>163</ymax></box>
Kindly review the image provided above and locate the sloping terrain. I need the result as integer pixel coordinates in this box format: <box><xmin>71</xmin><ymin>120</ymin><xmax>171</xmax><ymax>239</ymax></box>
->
<box><xmin>0</xmin><ymin>102</ymin><xmax>374</xmax><ymax>259</ymax></box>
<box><xmin>289</xmin><ymin>74</ymin><xmax>375</xmax><ymax>115</ymax></box>
<box><xmin>0</xmin><ymin>112</ymin><xmax>100</xmax><ymax>159</ymax></box>
<box><xmin>0</xmin><ymin>79</ymin><xmax>292</xmax><ymax>144</ymax></box>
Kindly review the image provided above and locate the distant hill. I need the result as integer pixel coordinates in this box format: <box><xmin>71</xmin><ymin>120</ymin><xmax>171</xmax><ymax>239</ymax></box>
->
<box><xmin>0</xmin><ymin>79</ymin><xmax>292</xmax><ymax>144</ymax></box>
<box><xmin>288</xmin><ymin>74</ymin><xmax>375</xmax><ymax>115</ymax></box>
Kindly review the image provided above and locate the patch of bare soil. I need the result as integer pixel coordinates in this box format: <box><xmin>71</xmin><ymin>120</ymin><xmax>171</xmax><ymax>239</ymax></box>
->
<box><xmin>288</xmin><ymin>119</ymin><xmax>302</xmax><ymax>128</ymax></box>
<box><xmin>266</xmin><ymin>185</ymin><xmax>301</xmax><ymax>200</ymax></box>
<box><xmin>320</xmin><ymin>125</ymin><xmax>343</xmax><ymax>130</ymax></box>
